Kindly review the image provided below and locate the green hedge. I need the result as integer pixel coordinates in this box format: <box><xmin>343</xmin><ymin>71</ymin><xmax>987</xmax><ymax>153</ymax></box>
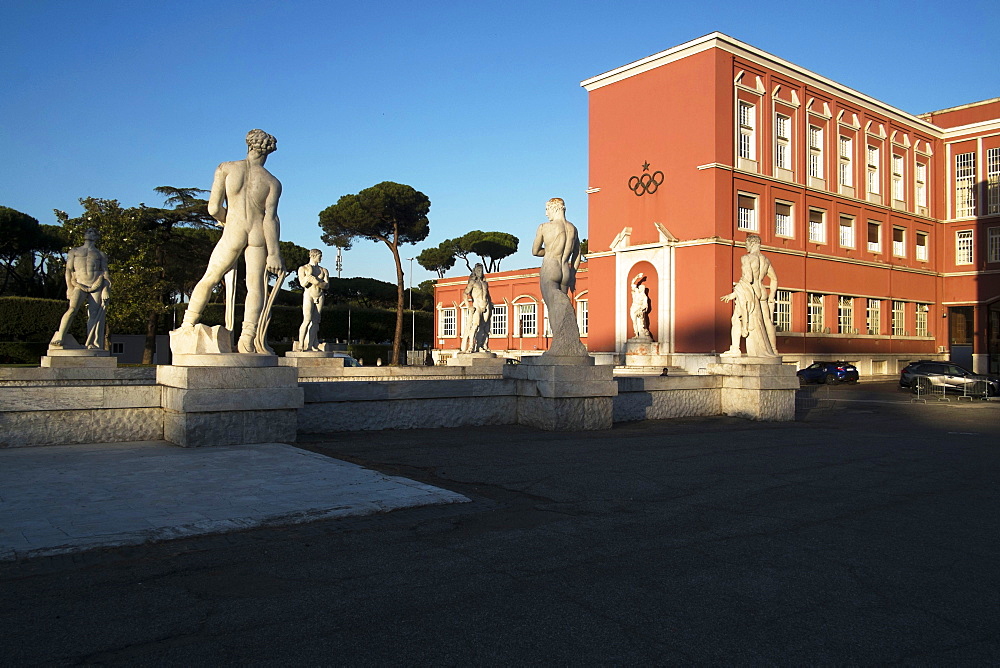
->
<box><xmin>0</xmin><ymin>296</ymin><xmax>86</xmax><ymax>342</ymax></box>
<box><xmin>172</xmin><ymin>303</ymin><xmax>432</xmax><ymax>348</ymax></box>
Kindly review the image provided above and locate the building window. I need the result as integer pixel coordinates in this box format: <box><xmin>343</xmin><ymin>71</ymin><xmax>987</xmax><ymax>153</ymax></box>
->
<box><xmin>867</xmin><ymin>221</ymin><xmax>881</xmax><ymax>253</ymax></box>
<box><xmin>866</xmin><ymin>299</ymin><xmax>881</xmax><ymax>335</ymax></box>
<box><xmin>866</xmin><ymin>145</ymin><xmax>880</xmax><ymax>195</ymax></box>
<box><xmin>517</xmin><ymin>303</ymin><xmax>537</xmax><ymax>337</ymax></box>
<box><xmin>988</xmin><ymin>148</ymin><xmax>1000</xmax><ymax>214</ymax></box>
<box><xmin>441</xmin><ymin>308</ymin><xmax>457</xmax><ymax>337</ymax></box>
<box><xmin>892</xmin><ymin>227</ymin><xmax>906</xmax><ymax>257</ymax></box>
<box><xmin>775</xmin><ymin>201</ymin><xmax>793</xmax><ymax>237</ymax></box>
<box><xmin>577</xmin><ymin>300</ymin><xmax>589</xmax><ymax>336</ymax></box>
<box><xmin>490</xmin><ymin>304</ymin><xmax>508</xmax><ymax>337</ymax></box>
<box><xmin>915</xmin><ymin>304</ymin><xmax>929</xmax><ymax>337</ymax></box>
<box><xmin>839</xmin><ymin>136</ymin><xmax>853</xmax><ymax>187</ymax></box>
<box><xmin>989</xmin><ymin>227</ymin><xmax>1000</xmax><ymax>263</ymax></box>
<box><xmin>892</xmin><ymin>154</ymin><xmax>904</xmax><ymax>202</ymax></box>
<box><xmin>737</xmin><ymin>194</ymin><xmax>757</xmax><ymax>231</ymax></box>
<box><xmin>808</xmin><ymin>125</ymin><xmax>823</xmax><ymax>179</ymax></box>
<box><xmin>892</xmin><ymin>301</ymin><xmax>905</xmax><ymax>336</ymax></box>
<box><xmin>916</xmin><ymin>162</ymin><xmax>927</xmax><ymax>209</ymax></box>
<box><xmin>774</xmin><ymin>289</ymin><xmax>791</xmax><ymax>332</ymax></box>
<box><xmin>808</xmin><ymin>209</ymin><xmax>826</xmax><ymax>243</ymax></box>
<box><xmin>838</xmin><ymin>296</ymin><xmax>854</xmax><ymax>334</ymax></box>
<box><xmin>839</xmin><ymin>216</ymin><xmax>855</xmax><ymax>248</ymax></box>
<box><xmin>775</xmin><ymin>114</ymin><xmax>791</xmax><ymax>171</ymax></box>
<box><xmin>738</xmin><ymin>101</ymin><xmax>756</xmax><ymax>161</ymax></box>
<box><xmin>956</xmin><ymin>230</ymin><xmax>974</xmax><ymax>265</ymax></box>
<box><xmin>808</xmin><ymin>294</ymin><xmax>824</xmax><ymax>333</ymax></box>
<box><xmin>915</xmin><ymin>231</ymin><xmax>929</xmax><ymax>261</ymax></box>
<box><xmin>955</xmin><ymin>152</ymin><xmax>976</xmax><ymax>217</ymax></box>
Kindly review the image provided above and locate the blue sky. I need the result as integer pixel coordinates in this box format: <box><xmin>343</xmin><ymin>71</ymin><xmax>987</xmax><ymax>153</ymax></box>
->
<box><xmin>3</xmin><ymin>0</ymin><xmax>997</xmax><ymax>286</ymax></box>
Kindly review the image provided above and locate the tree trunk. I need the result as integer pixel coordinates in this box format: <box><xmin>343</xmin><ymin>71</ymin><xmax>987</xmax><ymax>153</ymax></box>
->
<box><xmin>390</xmin><ymin>240</ymin><xmax>405</xmax><ymax>365</ymax></box>
<box><xmin>143</xmin><ymin>310</ymin><xmax>158</xmax><ymax>364</ymax></box>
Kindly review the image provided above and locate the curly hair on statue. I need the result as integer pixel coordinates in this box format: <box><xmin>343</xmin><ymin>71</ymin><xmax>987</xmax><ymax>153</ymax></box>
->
<box><xmin>245</xmin><ymin>129</ymin><xmax>277</xmax><ymax>154</ymax></box>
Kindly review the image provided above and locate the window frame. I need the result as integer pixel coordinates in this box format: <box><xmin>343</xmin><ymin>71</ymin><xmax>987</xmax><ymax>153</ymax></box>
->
<box><xmin>988</xmin><ymin>147</ymin><xmax>1000</xmax><ymax>215</ymax></box>
<box><xmin>773</xmin><ymin>289</ymin><xmax>792</xmax><ymax>332</ymax></box>
<box><xmin>440</xmin><ymin>307</ymin><xmax>457</xmax><ymax>338</ymax></box>
<box><xmin>737</xmin><ymin>100</ymin><xmax>756</xmax><ymax>162</ymax></box>
<box><xmin>892</xmin><ymin>300</ymin><xmax>905</xmax><ymax>336</ymax></box>
<box><xmin>915</xmin><ymin>231</ymin><xmax>929</xmax><ymax>262</ymax></box>
<box><xmin>490</xmin><ymin>304</ymin><xmax>508</xmax><ymax>337</ymax></box>
<box><xmin>774</xmin><ymin>200</ymin><xmax>794</xmax><ymax>238</ymax></box>
<box><xmin>892</xmin><ymin>226</ymin><xmax>906</xmax><ymax>258</ymax></box>
<box><xmin>839</xmin><ymin>135</ymin><xmax>854</xmax><ymax>188</ymax></box>
<box><xmin>891</xmin><ymin>153</ymin><xmax>905</xmax><ymax>203</ymax></box>
<box><xmin>516</xmin><ymin>302</ymin><xmax>537</xmax><ymax>337</ymax></box>
<box><xmin>737</xmin><ymin>192</ymin><xmax>758</xmax><ymax>232</ymax></box>
<box><xmin>808</xmin><ymin>208</ymin><xmax>826</xmax><ymax>244</ymax></box>
<box><xmin>775</xmin><ymin>113</ymin><xmax>791</xmax><ymax>172</ymax></box>
<box><xmin>808</xmin><ymin>125</ymin><xmax>824</xmax><ymax>179</ymax></box>
<box><xmin>866</xmin><ymin>299</ymin><xmax>881</xmax><ymax>335</ymax></box>
<box><xmin>807</xmin><ymin>293</ymin><xmax>825</xmax><ymax>333</ymax></box>
<box><xmin>866</xmin><ymin>144</ymin><xmax>881</xmax><ymax>196</ymax></box>
<box><xmin>867</xmin><ymin>220</ymin><xmax>881</xmax><ymax>254</ymax></box>
<box><xmin>839</xmin><ymin>215</ymin><xmax>856</xmax><ymax>249</ymax></box>
<box><xmin>955</xmin><ymin>229</ymin><xmax>974</xmax><ymax>265</ymax></box>
<box><xmin>837</xmin><ymin>296</ymin><xmax>854</xmax><ymax>334</ymax></box>
<box><xmin>955</xmin><ymin>151</ymin><xmax>976</xmax><ymax>218</ymax></box>
<box><xmin>915</xmin><ymin>304</ymin><xmax>929</xmax><ymax>337</ymax></box>
<box><xmin>988</xmin><ymin>227</ymin><xmax>1000</xmax><ymax>264</ymax></box>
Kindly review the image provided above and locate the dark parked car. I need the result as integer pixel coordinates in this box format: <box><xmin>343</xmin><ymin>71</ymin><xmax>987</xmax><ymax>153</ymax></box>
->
<box><xmin>899</xmin><ymin>360</ymin><xmax>999</xmax><ymax>396</ymax></box>
<box><xmin>797</xmin><ymin>361</ymin><xmax>860</xmax><ymax>385</ymax></box>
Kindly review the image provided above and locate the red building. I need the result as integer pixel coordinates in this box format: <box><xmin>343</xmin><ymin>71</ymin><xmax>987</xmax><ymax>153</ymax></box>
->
<box><xmin>435</xmin><ymin>33</ymin><xmax>1000</xmax><ymax>376</ymax></box>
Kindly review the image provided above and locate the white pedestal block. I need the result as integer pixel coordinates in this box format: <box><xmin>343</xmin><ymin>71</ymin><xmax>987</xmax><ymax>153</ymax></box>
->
<box><xmin>41</xmin><ymin>350</ymin><xmax>116</xmax><ymax>368</ymax></box>
<box><xmin>504</xmin><ymin>359</ymin><xmax>616</xmax><ymax>430</ymax></box>
<box><xmin>624</xmin><ymin>339</ymin><xmax>671</xmax><ymax>368</ymax></box>
<box><xmin>707</xmin><ymin>359</ymin><xmax>798</xmax><ymax>421</ymax></box>
<box><xmin>446</xmin><ymin>352</ymin><xmax>505</xmax><ymax>371</ymax></box>
<box><xmin>157</xmin><ymin>364</ymin><xmax>302</xmax><ymax>447</ymax></box>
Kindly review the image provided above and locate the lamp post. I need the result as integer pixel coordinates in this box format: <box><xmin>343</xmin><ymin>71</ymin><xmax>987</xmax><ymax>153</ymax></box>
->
<box><xmin>407</xmin><ymin>257</ymin><xmax>415</xmax><ymax>359</ymax></box>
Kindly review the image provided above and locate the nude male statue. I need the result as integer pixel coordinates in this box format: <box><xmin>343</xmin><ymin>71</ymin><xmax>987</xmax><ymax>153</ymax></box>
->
<box><xmin>181</xmin><ymin>129</ymin><xmax>285</xmax><ymax>353</ymax></box>
<box><xmin>297</xmin><ymin>249</ymin><xmax>329</xmax><ymax>352</ymax></box>
<box><xmin>462</xmin><ymin>263</ymin><xmax>492</xmax><ymax>353</ymax></box>
<box><xmin>51</xmin><ymin>227</ymin><xmax>110</xmax><ymax>349</ymax></box>
<box><xmin>532</xmin><ymin>198</ymin><xmax>588</xmax><ymax>357</ymax></box>
<box><xmin>720</xmin><ymin>234</ymin><xmax>779</xmax><ymax>357</ymax></box>
<box><xmin>630</xmin><ymin>273</ymin><xmax>652</xmax><ymax>340</ymax></box>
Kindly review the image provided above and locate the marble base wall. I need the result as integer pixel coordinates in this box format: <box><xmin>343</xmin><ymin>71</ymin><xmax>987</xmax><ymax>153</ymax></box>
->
<box><xmin>157</xmin><ymin>364</ymin><xmax>303</xmax><ymax>447</ymax></box>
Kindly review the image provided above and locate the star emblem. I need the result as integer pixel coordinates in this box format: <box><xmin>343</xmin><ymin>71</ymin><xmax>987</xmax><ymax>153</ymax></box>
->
<box><xmin>642</xmin><ymin>161</ymin><xmax>650</xmax><ymax>172</ymax></box>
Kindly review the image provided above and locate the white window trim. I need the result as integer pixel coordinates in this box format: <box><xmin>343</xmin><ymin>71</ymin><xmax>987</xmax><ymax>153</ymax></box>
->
<box><xmin>490</xmin><ymin>303</ymin><xmax>508</xmax><ymax>337</ymax></box>
<box><xmin>737</xmin><ymin>192</ymin><xmax>758</xmax><ymax>232</ymax></box>
<box><xmin>892</xmin><ymin>226</ymin><xmax>906</xmax><ymax>258</ymax></box>
<box><xmin>808</xmin><ymin>208</ymin><xmax>826</xmax><ymax>244</ymax></box>
<box><xmin>955</xmin><ymin>229</ymin><xmax>974</xmax><ymax>265</ymax></box>
<box><xmin>915</xmin><ymin>232</ymin><xmax>929</xmax><ymax>262</ymax></box>
<box><xmin>839</xmin><ymin>216</ymin><xmax>856</xmax><ymax>249</ymax></box>
<box><xmin>867</xmin><ymin>221</ymin><xmax>881</xmax><ymax>254</ymax></box>
<box><xmin>955</xmin><ymin>152</ymin><xmax>976</xmax><ymax>218</ymax></box>
<box><xmin>775</xmin><ymin>200</ymin><xmax>794</xmax><ymax>238</ymax></box>
<box><xmin>988</xmin><ymin>227</ymin><xmax>1000</xmax><ymax>264</ymax></box>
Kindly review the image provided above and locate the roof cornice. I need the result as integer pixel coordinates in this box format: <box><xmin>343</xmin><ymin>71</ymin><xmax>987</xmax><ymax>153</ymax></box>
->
<box><xmin>581</xmin><ymin>32</ymin><xmax>943</xmax><ymax>136</ymax></box>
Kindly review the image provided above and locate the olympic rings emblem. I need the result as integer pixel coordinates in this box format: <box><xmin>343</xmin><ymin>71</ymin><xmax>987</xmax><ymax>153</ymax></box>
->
<box><xmin>628</xmin><ymin>170</ymin><xmax>664</xmax><ymax>196</ymax></box>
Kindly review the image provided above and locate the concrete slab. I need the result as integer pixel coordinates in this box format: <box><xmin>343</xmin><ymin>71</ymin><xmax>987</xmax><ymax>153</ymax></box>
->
<box><xmin>0</xmin><ymin>441</ymin><xmax>469</xmax><ymax>561</ymax></box>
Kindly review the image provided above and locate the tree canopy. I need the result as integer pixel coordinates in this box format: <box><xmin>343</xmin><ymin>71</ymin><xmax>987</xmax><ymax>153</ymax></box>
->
<box><xmin>318</xmin><ymin>181</ymin><xmax>431</xmax><ymax>364</ymax></box>
<box><xmin>418</xmin><ymin>230</ymin><xmax>519</xmax><ymax>277</ymax></box>
<box><xmin>0</xmin><ymin>206</ymin><xmax>64</xmax><ymax>297</ymax></box>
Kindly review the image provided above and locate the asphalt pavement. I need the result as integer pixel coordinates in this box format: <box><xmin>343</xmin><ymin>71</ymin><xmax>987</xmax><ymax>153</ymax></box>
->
<box><xmin>1</xmin><ymin>380</ymin><xmax>998</xmax><ymax>665</ymax></box>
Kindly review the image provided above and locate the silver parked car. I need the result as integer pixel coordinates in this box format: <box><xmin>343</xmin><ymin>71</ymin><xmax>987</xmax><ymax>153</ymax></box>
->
<box><xmin>899</xmin><ymin>360</ymin><xmax>999</xmax><ymax>397</ymax></box>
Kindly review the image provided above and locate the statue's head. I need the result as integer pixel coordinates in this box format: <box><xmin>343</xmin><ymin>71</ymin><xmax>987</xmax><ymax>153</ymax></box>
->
<box><xmin>84</xmin><ymin>227</ymin><xmax>100</xmax><ymax>242</ymax></box>
<box><xmin>309</xmin><ymin>248</ymin><xmax>322</xmax><ymax>262</ymax></box>
<box><xmin>745</xmin><ymin>234</ymin><xmax>761</xmax><ymax>251</ymax></box>
<box><xmin>545</xmin><ymin>197</ymin><xmax>566</xmax><ymax>219</ymax></box>
<box><xmin>472</xmin><ymin>263</ymin><xmax>484</xmax><ymax>278</ymax></box>
<box><xmin>246</xmin><ymin>129</ymin><xmax>277</xmax><ymax>155</ymax></box>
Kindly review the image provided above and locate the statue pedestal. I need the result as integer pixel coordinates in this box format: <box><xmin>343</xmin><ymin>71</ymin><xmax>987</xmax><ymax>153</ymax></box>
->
<box><xmin>623</xmin><ymin>339</ymin><xmax>671</xmax><ymax>368</ymax></box>
<box><xmin>503</xmin><ymin>356</ymin><xmax>616</xmax><ymax>430</ymax></box>
<box><xmin>158</xmin><ymin>355</ymin><xmax>302</xmax><ymax>447</ymax></box>
<box><xmin>446</xmin><ymin>352</ymin><xmax>504</xmax><ymax>371</ymax></box>
<box><xmin>42</xmin><ymin>347</ymin><xmax>116</xmax><ymax>369</ymax></box>
<box><xmin>707</xmin><ymin>357</ymin><xmax>797</xmax><ymax>421</ymax></box>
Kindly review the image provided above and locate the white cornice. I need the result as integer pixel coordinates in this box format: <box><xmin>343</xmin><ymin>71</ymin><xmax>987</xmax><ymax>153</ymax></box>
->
<box><xmin>580</xmin><ymin>32</ymin><xmax>943</xmax><ymax>136</ymax></box>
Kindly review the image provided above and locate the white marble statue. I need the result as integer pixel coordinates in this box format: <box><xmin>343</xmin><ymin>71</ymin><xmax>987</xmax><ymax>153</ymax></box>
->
<box><xmin>297</xmin><ymin>249</ymin><xmax>330</xmax><ymax>352</ymax></box>
<box><xmin>178</xmin><ymin>129</ymin><xmax>287</xmax><ymax>353</ymax></box>
<box><xmin>462</xmin><ymin>263</ymin><xmax>493</xmax><ymax>353</ymax></box>
<box><xmin>630</xmin><ymin>273</ymin><xmax>652</xmax><ymax>340</ymax></box>
<box><xmin>532</xmin><ymin>198</ymin><xmax>588</xmax><ymax>358</ymax></box>
<box><xmin>720</xmin><ymin>234</ymin><xmax>779</xmax><ymax>357</ymax></box>
<box><xmin>50</xmin><ymin>227</ymin><xmax>110</xmax><ymax>350</ymax></box>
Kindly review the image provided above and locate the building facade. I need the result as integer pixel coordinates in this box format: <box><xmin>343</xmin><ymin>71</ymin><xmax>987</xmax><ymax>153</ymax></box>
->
<box><xmin>434</xmin><ymin>33</ymin><xmax>1000</xmax><ymax>375</ymax></box>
